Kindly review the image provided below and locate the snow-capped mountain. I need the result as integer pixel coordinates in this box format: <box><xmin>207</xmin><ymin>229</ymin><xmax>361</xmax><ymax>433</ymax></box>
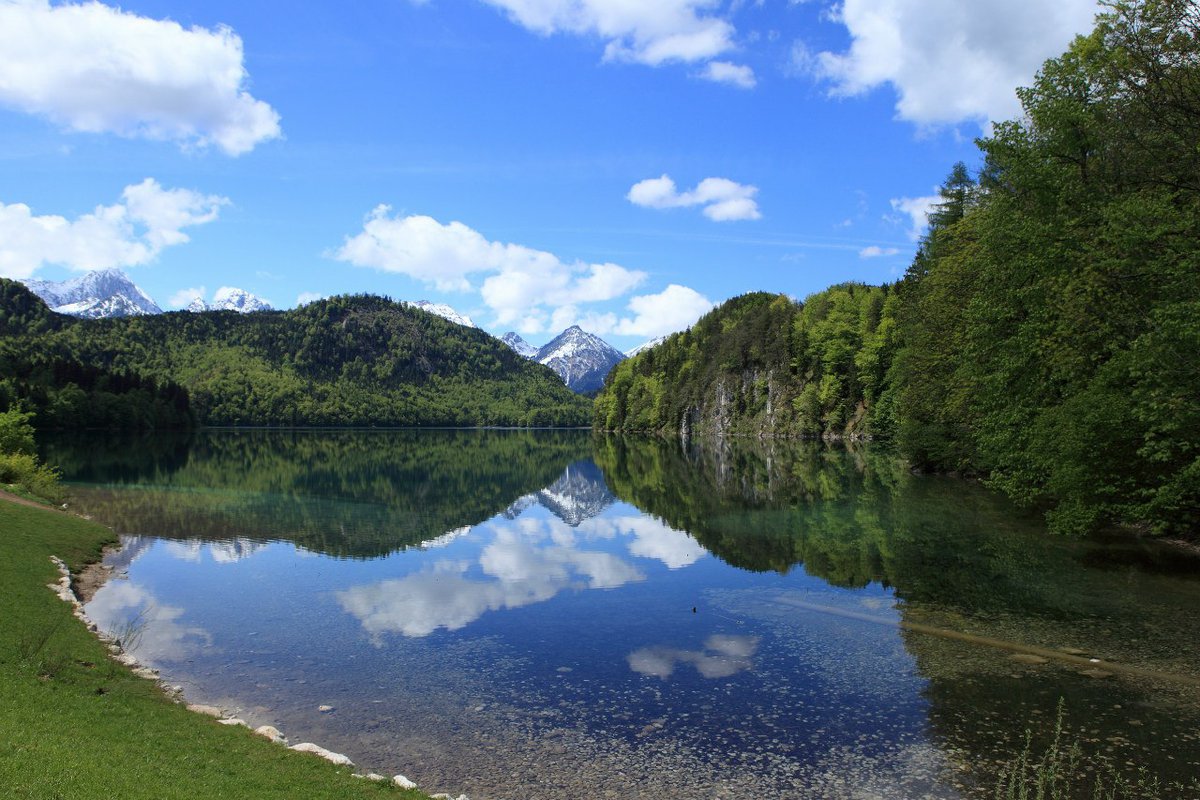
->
<box><xmin>402</xmin><ymin>300</ymin><xmax>476</xmax><ymax>328</ymax></box>
<box><xmin>500</xmin><ymin>331</ymin><xmax>538</xmax><ymax>358</ymax></box>
<box><xmin>535</xmin><ymin>326</ymin><xmax>626</xmax><ymax>394</ymax></box>
<box><xmin>23</xmin><ymin>269</ymin><xmax>162</xmax><ymax>318</ymax></box>
<box><xmin>186</xmin><ymin>287</ymin><xmax>274</xmax><ymax>313</ymax></box>
<box><xmin>626</xmin><ymin>336</ymin><xmax>668</xmax><ymax>358</ymax></box>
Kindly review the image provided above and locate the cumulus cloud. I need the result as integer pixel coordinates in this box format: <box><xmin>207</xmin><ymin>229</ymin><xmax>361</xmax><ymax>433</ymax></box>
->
<box><xmin>890</xmin><ymin>194</ymin><xmax>939</xmax><ymax>240</ymax></box>
<box><xmin>614</xmin><ymin>284</ymin><xmax>713</xmax><ymax>337</ymax></box>
<box><xmin>813</xmin><ymin>0</ymin><xmax>1099</xmax><ymax>128</ymax></box>
<box><xmin>628</xmin><ymin>175</ymin><xmax>761</xmax><ymax>221</ymax></box>
<box><xmin>334</xmin><ymin>208</ymin><xmax>650</xmax><ymax>332</ymax></box>
<box><xmin>0</xmin><ymin>179</ymin><xmax>228</xmax><ymax>279</ymax></box>
<box><xmin>477</xmin><ymin>0</ymin><xmax>739</xmax><ymax>67</ymax></box>
<box><xmin>0</xmin><ymin>0</ymin><xmax>281</xmax><ymax>155</ymax></box>
<box><xmin>700</xmin><ymin>60</ymin><xmax>756</xmax><ymax>89</ymax></box>
<box><xmin>858</xmin><ymin>245</ymin><xmax>899</xmax><ymax>258</ymax></box>
<box><xmin>168</xmin><ymin>286</ymin><xmax>206</xmax><ymax>308</ymax></box>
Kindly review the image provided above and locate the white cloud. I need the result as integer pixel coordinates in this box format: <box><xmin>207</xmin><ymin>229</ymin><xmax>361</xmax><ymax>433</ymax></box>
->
<box><xmin>858</xmin><ymin>245</ymin><xmax>899</xmax><ymax>258</ymax></box>
<box><xmin>890</xmin><ymin>194</ymin><xmax>939</xmax><ymax>240</ymax></box>
<box><xmin>628</xmin><ymin>175</ymin><xmax>761</xmax><ymax>221</ymax></box>
<box><xmin>814</xmin><ymin>0</ymin><xmax>1099</xmax><ymax>128</ymax></box>
<box><xmin>334</xmin><ymin>208</ymin><xmax>648</xmax><ymax>332</ymax></box>
<box><xmin>477</xmin><ymin>0</ymin><xmax>738</xmax><ymax>67</ymax></box>
<box><xmin>615</xmin><ymin>284</ymin><xmax>713</xmax><ymax>338</ymax></box>
<box><xmin>168</xmin><ymin>286</ymin><xmax>206</xmax><ymax>308</ymax></box>
<box><xmin>0</xmin><ymin>0</ymin><xmax>281</xmax><ymax>155</ymax></box>
<box><xmin>0</xmin><ymin>179</ymin><xmax>228</xmax><ymax>279</ymax></box>
<box><xmin>296</xmin><ymin>291</ymin><xmax>325</xmax><ymax>306</ymax></box>
<box><xmin>699</xmin><ymin>60</ymin><xmax>756</xmax><ymax>89</ymax></box>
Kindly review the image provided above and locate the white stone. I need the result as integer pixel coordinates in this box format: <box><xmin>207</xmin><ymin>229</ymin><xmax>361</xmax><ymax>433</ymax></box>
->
<box><xmin>218</xmin><ymin>718</ymin><xmax>248</xmax><ymax>727</ymax></box>
<box><xmin>132</xmin><ymin>667</ymin><xmax>159</xmax><ymax>680</ymax></box>
<box><xmin>289</xmin><ymin>742</ymin><xmax>354</xmax><ymax>766</ymax></box>
<box><xmin>186</xmin><ymin>704</ymin><xmax>225</xmax><ymax>718</ymax></box>
<box><xmin>393</xmin><ymin>775</ymin><xmax>418</xmax><ymax>789</ymax></box>
<box><xmin>255</xmin><ymin>725</ymin><xmax>286</xmax><ymax>743</ymax></box>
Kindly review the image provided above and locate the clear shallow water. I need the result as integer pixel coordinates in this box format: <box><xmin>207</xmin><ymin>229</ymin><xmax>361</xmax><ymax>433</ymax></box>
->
<box><xmin>45</xmin><ymin>430</ymin><xmax>1200</xmax><ymax>799</ymax></box>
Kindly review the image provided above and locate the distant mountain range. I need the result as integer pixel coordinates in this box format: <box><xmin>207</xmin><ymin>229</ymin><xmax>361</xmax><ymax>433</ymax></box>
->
<box><xmin>23</xmin><ymin>269</ymin><xmax>162</xmax><ymax>318</ymax></box>
<box><xmin>20</xmin><ymin>270</ymin><xmax>657</xmax><ymax>395</ymax></box>
<box><xmin>186</xmin><ymin>287</ymin><xmax>274</xmax><ymax>313</ymax></box>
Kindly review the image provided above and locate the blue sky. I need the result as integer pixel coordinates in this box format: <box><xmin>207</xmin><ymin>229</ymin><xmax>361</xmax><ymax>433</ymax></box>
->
<box><xmin>0</xmin><ymin>0</ymin><xmax>1099</xmax><ymax>350</ymax></box>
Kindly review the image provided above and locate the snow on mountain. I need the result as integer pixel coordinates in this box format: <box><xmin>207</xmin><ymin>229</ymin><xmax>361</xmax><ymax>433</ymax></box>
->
<box><xmin>402</xmin><ymin>300</ymin><xmax>476</xmax><ymax>328</ymax></box>
<box><xmin>626</xmin><ymin>336</ymin><xmax>668</xmax><ymax>358</ymax></box>
<box><xmin>186</xmin><ymin>287</ymin><xmax>273</xmax><ymax>313</ymax></box>
<box><xmin>500</xmin><ymin>331</ymin><xmax>538</xmax><ymax>358</ymax></box>
<box><xmin>22</xmin><ymin>268</ymin><xmax>162</xmax><ymax>318</ymax></box>
<box><xmin>535</xmin><ymin>325</ymin><xmax>626</xmax><ymax>394</ymax></box>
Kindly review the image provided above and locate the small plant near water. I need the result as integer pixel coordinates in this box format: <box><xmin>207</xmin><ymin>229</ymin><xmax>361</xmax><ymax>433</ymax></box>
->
<box><xmin>993</xmin><ymin>699</ymin><xmax>1200</xmax><ymax>800</ymax></box>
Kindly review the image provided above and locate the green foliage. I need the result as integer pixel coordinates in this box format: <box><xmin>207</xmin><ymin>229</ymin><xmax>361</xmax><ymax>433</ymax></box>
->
<box><xmin>0</xmin><ymin>409</ymin><xmax>36</xmax><ymax>455</ymax></box>
<box><xmin>598</xmin><ymin>0</ymin><xmax>1200</xmax><ymax>537</ymax></box>
<box><xmin>596</xmin><ymin>286</ymin><xmax>898</xmax><ymax>439</ymax></box>
<box><xmin>0</xmin><ymin>409</ymin><xmax>65</xmax><ymax>503</ymax></box>
<box><xmin>0</xmin><ymin>289</ymin><xmax>591</xmax><ymax>428</ymax></box>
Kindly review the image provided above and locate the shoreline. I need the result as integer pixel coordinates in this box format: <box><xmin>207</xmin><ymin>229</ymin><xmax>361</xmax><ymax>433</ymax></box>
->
<box><xmin>0</xmin><ymin>494</ymin><xmax>445</xmax><ymax>799</ymax></box>
<box><xmin>56</xmin><ymin>536</ymin><xmax>447</xmax><ymax>797</ymax></box>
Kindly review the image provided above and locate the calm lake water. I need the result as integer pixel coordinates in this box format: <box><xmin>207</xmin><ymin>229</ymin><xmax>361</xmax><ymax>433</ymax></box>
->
<box><xmin>45</xmin><ymin>430</ymin><xmax>1200</xmax><ymax>799</ymax></box>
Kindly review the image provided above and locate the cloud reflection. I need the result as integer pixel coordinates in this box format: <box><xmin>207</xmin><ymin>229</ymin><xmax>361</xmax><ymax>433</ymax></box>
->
<box><xmin>579</xmin><ymin>515</ymin><xmax>705</xmax><ymax>569</ymax></box>
<box><xmin>336</xmin><ymin>521</ymin><xmax>645</xmax><ymax>639</ymax></box>
<box><xmin>628</xmin><ymin>635</ymin><xmax>759</xmax><ymax>680</ymax></box>
<box><xmin>162</xmin><ymin>538</ymin><xmax>268</xmax><ymax>564</ymax></box>
<box><xmin>85</xmin><ymin>579</ymin><xmax>213</xmax><ymax>664</ymax></box>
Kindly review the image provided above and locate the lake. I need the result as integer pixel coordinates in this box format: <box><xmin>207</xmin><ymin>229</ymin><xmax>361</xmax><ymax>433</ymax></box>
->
<box><xmin>45</xmin><ymin>429</ymin><xmax>1200</xmax><ymax>799</ymax></box>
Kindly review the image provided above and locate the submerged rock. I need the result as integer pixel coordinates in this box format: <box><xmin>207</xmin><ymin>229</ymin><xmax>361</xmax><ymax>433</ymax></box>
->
<box><xmin>1009</xmin><ymin>653</ymin><xmax>1049</xmax><ymax>665</ymax></box>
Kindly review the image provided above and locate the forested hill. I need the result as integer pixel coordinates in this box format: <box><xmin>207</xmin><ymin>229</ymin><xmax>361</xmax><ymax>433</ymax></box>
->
<box><xmin>594</xmin><ymin>286</ymin><xmax>897</xmax><ymax>440</ymax></box>
<box><xmin>596</xmin><ymin>0</ymin><xmax>1199</xmax><ymax>538</ymax></box>
<box><xmin>0</xmin><ymin>284</ymin><xmax>591</xmax><ymax>427</ymax></box>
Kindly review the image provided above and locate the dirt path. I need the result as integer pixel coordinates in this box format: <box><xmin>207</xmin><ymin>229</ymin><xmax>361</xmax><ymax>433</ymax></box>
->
<box><xmin>0</xmin><ymin>488</ymin><xmax>64</xmax><ymax>511</ymax></box>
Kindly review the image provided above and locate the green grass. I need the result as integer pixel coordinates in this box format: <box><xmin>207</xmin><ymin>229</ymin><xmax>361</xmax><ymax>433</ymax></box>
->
<box><xmin>0</xmin><ymin>498</ymin><xmax>431</xmax><ymax>800</ymax></box>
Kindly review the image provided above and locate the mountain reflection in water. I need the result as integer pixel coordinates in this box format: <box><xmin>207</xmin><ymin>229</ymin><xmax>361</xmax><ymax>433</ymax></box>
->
<box><xmin>48</xmin><ymin>430</ymin><xmax>1200</xmax><ymax>799</ymax></box>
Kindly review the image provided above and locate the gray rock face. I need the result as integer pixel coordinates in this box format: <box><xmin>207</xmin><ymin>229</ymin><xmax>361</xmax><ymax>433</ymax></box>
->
<box><xmin>23</xmin><ymin>268</ymin><xmax>162</xmax><ymax>318</ymax></box>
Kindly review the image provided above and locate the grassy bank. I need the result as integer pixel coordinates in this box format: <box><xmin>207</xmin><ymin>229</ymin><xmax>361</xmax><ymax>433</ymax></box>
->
<box><xmin>0</xmin><ymin>498</ymin><xmax>429</xmax><ymax>800</ymax></box>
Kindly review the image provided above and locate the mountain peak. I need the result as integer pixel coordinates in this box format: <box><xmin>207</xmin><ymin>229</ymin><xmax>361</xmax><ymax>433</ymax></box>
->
<box><xmin>187</xmin><ymin>287</ymin><xmax>273</xmax><ymax>313</ymax></box>
<box><xmin>22</xmin><ymin>269</ymin><xmax>161</xmax><ymax>318</ymax></box>
<box><xmin>501</xmin><ymin>331</ymin><xmax>538</xmax><ymax>358</ymax></box>
<box><xmin>535</xmin><ymin>326</ymin><xmax>625</xmax><ymax>393</ymax></box>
